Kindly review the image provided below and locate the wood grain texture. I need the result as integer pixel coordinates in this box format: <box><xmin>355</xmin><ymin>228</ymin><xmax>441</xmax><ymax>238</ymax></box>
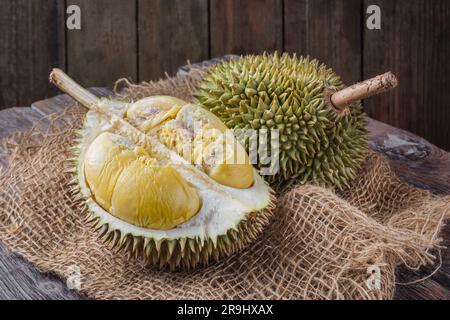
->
<box><xmin>0</xmin><ymin>0</ymin><xmax>65</xmax><ymax>109</ymax></box>
<box><xmin>66</xmin><ymin>0</ymin><xmax>137</xmax><ymax>87</ymax></box>
<box><xmin>138</xmin><ymin>0</ymin><xmax>209</xmax><ymax>81</ymax></box>
<box><xmin>210</xmin><ymin>0</ymin><xmax>283</xmax><ymax>56</ymax></box>
<box><xmin>31</xmin><ymin>87</ymin><xmax>112</xmax><ymax>116</ymax></box>
<box><xmin>0</xmin><ymin>246</ymin><xmax>84</xmax><ymax>300</ymax></box>
<box><xmin>368</xmin><ymin>118</ymin><xmax>450</xmax><ymax>195</ymax></box>
<box><xmin>363</xmin><ymin>0</ymin><xmax>450</xmax><ymax>152</ymax></box>
<box><xmin>284</xmin><ymin>0</ymin><xmax>362</xmax><ymax>85</ymax></box>
<box><xmin>394</xmin><ymin>223</ymin><xmax>450</xmax><ymax>300</ymax></box>
<box><xmin>1</xmin><ymin>1</ymin><xmax>449</xmax><ymax>153</ymax></box>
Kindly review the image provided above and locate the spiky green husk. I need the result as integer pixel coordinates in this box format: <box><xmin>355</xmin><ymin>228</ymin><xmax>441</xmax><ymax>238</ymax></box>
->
<box><xmin>79</xmin><ymin>204</ymin><xmax>274</xmax><ymax>271</ymax></box>
<box><xmin>67</xmin><ymin>128</ymin><xmax>276</xmax><ymax>271</ymax></box>
<box><xmin>196</xmin><ymin>53</ymin><xmax>368</xmax><ymax>190</ymax></box>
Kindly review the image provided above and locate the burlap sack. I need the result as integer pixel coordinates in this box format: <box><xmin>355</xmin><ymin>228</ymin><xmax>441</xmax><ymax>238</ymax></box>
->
<box><xmin>0</xmin><ymin>70</ymin><xmax>449</xmax><ymax>300</ymax></box>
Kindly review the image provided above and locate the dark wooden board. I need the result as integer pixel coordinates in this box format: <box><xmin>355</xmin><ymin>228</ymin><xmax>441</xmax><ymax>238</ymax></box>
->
<box><xmin>0</xmin><ymin>246</ymin><xmax>85</xmax><ymax>300</ymax></box>
<box><xmin>0</xmin><ymin>0</ymin><xmax>65</xmax><ymax>108</ymax></box>
<box><xmin>368</xmin><ymin>118</ymin><xmax>450</xmax><ymax>195</ymax></box>
<box><xmin>31</xmin><ymin>87</ymin><xmax>112</xmax><ymax>116</ymax></box>
<box><xmin>210</xmin><ymin>0</ymin><xmax>283</xmax><ymax>56</ymax></box>
<box><xmin>367</xmin><ymin>118</ymin><xmax>450</xmax><ymax>300</ymax></box>
<box><xmin>66</xmin><ymin>0</ymin><xmax>137</xmax><ymax>86</ymax></box>
<box><xmin>138</xmin><ymin>0</ymin><xmax>209</xmax><ymax>81</ymax></box>
<box><xmin>363</xmin><ymin>0</ymin><xmax>450</xmax><ymax>152</ymax></box>
<box><xmin>2</xmin><ymin>1</ymin><xmax>449</xmax><ymax>154</ymax></box>
<box><xmin>284</xmin><ymin>0</ymin><xmax>362</xmax><ymax>85</ymax></box>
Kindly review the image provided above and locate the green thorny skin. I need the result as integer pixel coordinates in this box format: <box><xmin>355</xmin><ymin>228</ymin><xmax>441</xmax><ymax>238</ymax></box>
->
<box><xmin>196</xmin><ymin>53</ymin><xmax>368</xmax><ymax>190</ymax></box>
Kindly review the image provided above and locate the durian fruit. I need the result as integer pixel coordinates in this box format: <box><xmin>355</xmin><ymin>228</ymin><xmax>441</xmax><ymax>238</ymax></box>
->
<box><xmin>196</xmin><ymin>53</ymin><xmax>397</xmax><ymax>189</ymax></box>
<box><xmin>50</xmin><ymin>69</ymin><xmax>275</xmax><ymax>270</ymax></box>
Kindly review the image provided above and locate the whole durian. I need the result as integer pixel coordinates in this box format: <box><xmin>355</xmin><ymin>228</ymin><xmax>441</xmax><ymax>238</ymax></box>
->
<box><xmin>50</xmin><ymin>69</ymin><xmax>275</xmax><ymax>270</ymax></box>
<box><xmin>196</xmin><ymin>53</ymin><xmax>369</xmax><ymax>189</ymax></box>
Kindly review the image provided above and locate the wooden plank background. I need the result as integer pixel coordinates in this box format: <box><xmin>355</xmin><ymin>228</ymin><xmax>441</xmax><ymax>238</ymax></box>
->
<box><xmin>0</xmin><ymin>0</ymin><xmax>449</xmax><ymax>151</ymax></box>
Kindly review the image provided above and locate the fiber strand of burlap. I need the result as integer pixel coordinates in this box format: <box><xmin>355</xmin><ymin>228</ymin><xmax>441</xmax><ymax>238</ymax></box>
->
<box><xmin>0</xmin><ymin>70</ymin><xmax>449</xmax><ymax>300</ymax></box>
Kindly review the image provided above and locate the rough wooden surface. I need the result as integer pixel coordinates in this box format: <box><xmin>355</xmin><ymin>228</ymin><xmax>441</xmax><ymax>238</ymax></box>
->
<box><xmin>0</xmin><ymin>68</ymin><xmax>449</xmax><ymax>299</ymax></box>
<box><xmin>0</xmin><ymin>246</ymin><xmax>85</xmax><ymax>300</ymax></box>
<box><xmin>66</xmin><ymin>0</ymin><xmax>138</xmax><ymax>87</ymax></box>
<box><xmin>0</xmin><ymin>0</ymin><xmax>65</xmax><ymax>107</ymax></box>
<box><xmin>138</xmin><ymin>0</ymin><xmax>209</xmax><ymax>81</ymax></box>
<box><xmin>210</xmin><ymin>0</ymin><xmax>283</xmax><ymax>55</ymax></box>
<box><xmin>284</xmin><ymin>0</ymin><xmax>362</xmax><ymax>85</ymax></box>
<box><xmin>363</xmin><ymin>0</ymin><xmax>450</xmax><ymax>151</ymax></box>
<box><xmin>1</xmin><ymin>1</ymin><xmax>449</xmax><ymax>152</ymax></box>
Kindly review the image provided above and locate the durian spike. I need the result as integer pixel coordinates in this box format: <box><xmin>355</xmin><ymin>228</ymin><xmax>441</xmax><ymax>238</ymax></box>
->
<box><xmin>329</xmin><ymin>72</ymin><xmax>398</xmax><ymax>110</ymax></box>
<box><xmin>49</xmin><ymin>68</ymin><xmax>100</xmax><ymax>109</ymax></box>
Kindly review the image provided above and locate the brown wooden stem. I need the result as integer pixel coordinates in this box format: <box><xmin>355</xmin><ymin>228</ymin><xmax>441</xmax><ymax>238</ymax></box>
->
<box><xmin>330</xmin><ymin>72</ymin><xmax>398</xmax><ymax>110</ymax></box>
<box><xmin>49</xmin><ymin>68</ymin><xmax>100</xmax><ymax>109</ymax></box>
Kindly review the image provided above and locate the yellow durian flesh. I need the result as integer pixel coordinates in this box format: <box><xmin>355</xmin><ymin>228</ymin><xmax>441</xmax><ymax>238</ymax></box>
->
<box><xmin>84</xmin><ymin>132</ymin><xmax>200</xmax><ymax>230</ymax></box>
<box><xmin>125</xmin><ymin>96</ymin><xmax>188</xmax><ymax>133</ymax></box>
<box><xmin>176</xmin><ymin>105</ymin><xmax>254</xmax><ymax>188</ymax></box>
<box><xmin>192</xmin><ymin>123</ymin><xmax>254</xmax><ymax>189</ymax></box>
<box><xmin>151</xmin><ymin>101</ymin><xmax>255</xmax><ymax>189</ymax></box>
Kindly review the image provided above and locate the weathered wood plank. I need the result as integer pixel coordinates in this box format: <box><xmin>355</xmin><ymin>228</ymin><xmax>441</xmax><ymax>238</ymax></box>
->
<box><xmin>66</xmin><ymin>0</ymin><xmax>137</xmax><ymax>87</ymax></box>
<box><xmin>284</xmin><ymin>0</ymin><xmax>362</xmax><ymax>85</ymax></box>
<box><xmin>368</xmin><ymin>118</ymin><xmax>450</xmax><ymax>300</ymax></box>
<box><xmin>0</xmin><ymin>88</ymin><xmax>113</xmax><ymax>168</ymax></box>
<box><xmin>210</xmin><ymin>0</ymin><xmax>283</xmax><ymax>56</ymax></box>
<box><xmin>138</xmin><ymin>0</ymin><xmax>209</xmax><ymax>81</ymax></box>
<box><xmin>363</xmin><ymin>0</ymin><xmax>450</xmax><ymax>152</ymax></box>
<box><xmin>0</xmin><ymin>108</ymin><xmax>43</xmax><ymax>140</ymax></box>
<box><xmin>395</xmin><ymin>223</ymin><xmax>450</xmax><ymax>300</ymax></box>
<box><xmin>31</xmin><ymin>87</ymin><xmax>113</xmax><ymax>116</ymax></box>
<box><xmin>0</xmin><ymin>246</ymin><xmax>84</xmax><ymax>300</ymax></box>
<box><xmin>0</xmin><ymin>0</ymin><xmax>65</xmax><ymax>109</ymax></box>
<box><xmin>368</xmin><ymin>118</ymin><xmax>450</xmax><ymax>195</ymax></box>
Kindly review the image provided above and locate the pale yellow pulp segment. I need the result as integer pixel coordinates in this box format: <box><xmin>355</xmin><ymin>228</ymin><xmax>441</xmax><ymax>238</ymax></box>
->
<box><xmin>84</xmin><ymin>132</ymin><xmax>200</xmax><ymax>230</ymax></box>
<box><xmin>125</xmin><ymin>96</ymin><xmax>187</xmax><ymax>132</ymax></box>
<box><xmin>137</xmin><ymin>99</ymin><xmax>255</xmax><ymax>189</ymax></box>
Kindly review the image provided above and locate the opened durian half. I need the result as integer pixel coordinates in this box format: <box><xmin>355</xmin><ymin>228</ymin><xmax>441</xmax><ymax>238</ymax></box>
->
<box><xmin>50</xmin><ymin>69</ymin><xmax>275</xmax><ymax>270</ymax></box>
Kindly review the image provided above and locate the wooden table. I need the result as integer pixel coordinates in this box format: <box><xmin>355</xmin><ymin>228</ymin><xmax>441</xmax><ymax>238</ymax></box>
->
<box><xmin>0</xmin><ymin>73</ymin><xmax>449</xmax><ymax>300</ymax></box>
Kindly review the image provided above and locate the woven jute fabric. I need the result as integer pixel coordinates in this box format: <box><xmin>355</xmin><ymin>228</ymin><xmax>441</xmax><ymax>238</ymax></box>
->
<box><xmin>0</xmin><ymin>70</ymin><xmax>449</xmax><ymax>300</ymax></box>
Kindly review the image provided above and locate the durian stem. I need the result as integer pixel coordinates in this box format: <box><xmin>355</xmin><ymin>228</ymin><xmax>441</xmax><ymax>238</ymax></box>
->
<box><xmin>330</xmin><ymin>72</ymin><xmax>398</xmax><ymax>110</ymax></box>
<box><xmin>49</xmin><ymin>68</ymin><xmax>100</xmax><ymax>109</ymax></box>
<box><xmin>49</xmin><ymin>69</ymin><xmax>143</xmax><ymax>146</ymax></box>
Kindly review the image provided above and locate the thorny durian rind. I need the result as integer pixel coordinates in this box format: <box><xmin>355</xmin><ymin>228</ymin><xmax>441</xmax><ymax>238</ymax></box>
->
<box><xmin>196</xmin><ymin>53</ymin><xmax>368</xmax><ymax>190</ymax></box>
